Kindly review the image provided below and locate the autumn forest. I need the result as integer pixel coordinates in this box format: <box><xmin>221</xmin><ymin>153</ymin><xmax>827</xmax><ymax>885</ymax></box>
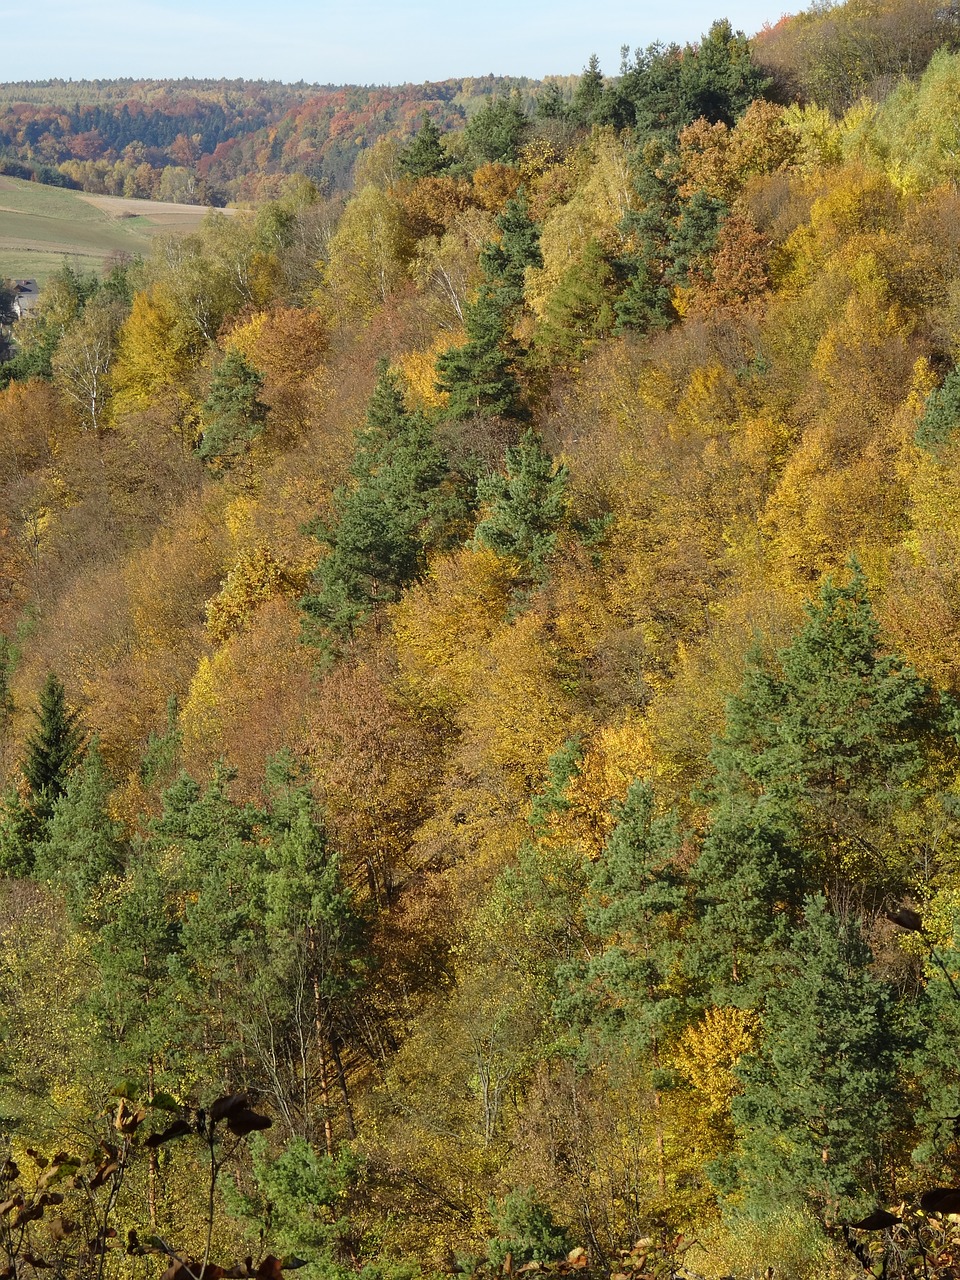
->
<box><xmin>4</xmin><ymin>1</ymin><xmax>960</xmax><ymax>1276</ymax></box>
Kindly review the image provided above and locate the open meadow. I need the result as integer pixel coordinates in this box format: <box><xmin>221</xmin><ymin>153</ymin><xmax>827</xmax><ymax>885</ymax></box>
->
<box><xmin>0</xmin><ymin>175</ymin><xmax>227</xmax><ymax>281</ymax></box>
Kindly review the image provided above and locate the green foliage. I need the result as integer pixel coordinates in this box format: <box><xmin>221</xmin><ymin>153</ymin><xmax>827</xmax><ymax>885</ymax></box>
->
<box><xmin>560</xmin><ymin>781</ymin><xmax>687</xmax><ymax>1051</ymax></box>
<box><xmin>227</xmin><ymin>1135</ymin><xmax>363</xmax><ymax>1273</ymax></box>
<box><xmin>486</xmin><ymin>1188</ymin><xmax>571</xmax><ymax>1267</ymax></box>
<box><xmin>732</xmin><ymin>896</ymin><xmax>907</xmax><ymax>1220</ymax></box>
<box><xmin>571</xmin><ymin>55</ymin><xmax>605</xmax><ymax>126</ymax></box>
<box><xmin>706</xmin><ymin>566</ymin><xmax>937</xmax><ymax>888</ymax></box>
<box><xmin>198</xmin><ymin>348</ymin><xmax>269</xmax><ymax>464</ymax></box>
<box><xmin>464</xmin><ymin>95</ymin><xmax>529</xmax><ymax>167</ymax></box>
<box><xmin>398</xmin><ymin>114</ymin><xmax>449</xmax><ymax>179</ymax></box>
<box><xmin>302</xmin><ymin>364</ymin><xmax>460</xmax><ymax>640</ymax></box>
<box><xmin>22</xmin><ymin>674</ymin><xmax>85</xmax><ymax>828</ymax></box>
<box><xmin>437</xmin><ymin>195</ymin><xmax>541</xmax><ymax>421</ymax></box>
<box><xmin>33</xmin><ymin>741</ymin><xmax>126</xmax><ymax>926</ymax></box>
<box><xmin>916</xmin><ymin>365</ymin><xmax>960</xmax><ymax>451</ymax></box>
<box><xmin>536</xmin><ymin>238</ymin><xmax>616</xmax><ymax>363</ymax></box>
<box><xmin>474</xmin><ymin>429</ymin><xmax>568</xmax><ymax>579</ymax></box>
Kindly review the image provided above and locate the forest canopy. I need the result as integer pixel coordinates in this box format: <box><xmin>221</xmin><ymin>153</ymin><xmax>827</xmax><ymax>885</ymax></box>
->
<box><xmin>5</xmin><ymin>0</ymin><xmax>960</xmax><ymax>1276</ymax></box>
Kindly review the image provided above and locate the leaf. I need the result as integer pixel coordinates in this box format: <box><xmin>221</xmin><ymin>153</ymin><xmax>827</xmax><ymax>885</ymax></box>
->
<box><xmin>210</xmin><ymin>1094</ymin><xmax>249</xmax><ymax>1122</ymax></box>
<box><xmin>848</xmin><ymin>1210</ymin><xmax>900</xmax><ymax>1230</ymax></box>
<box><xmin>885</xmin><ymin>906</ymin><xmax>925</xmax><ymax>934</ymax></box>
<box><xmin>49</xmin><ymin>1217</ymin><xmax>76</xmax><ymax>1242</ymax></box>
<box><xmin>150</xmin><ymin>1092</ymin><xmax>181</xmax><ymax>1113</ymax></box>
<box><xmin>24</xmin><ymin>1149</ymin><xmax>48</xmax><ymax>1168</ymax></box>
<box><xmin>0</xmin><ymin>1196</ymin><xmax>22</xmax><ymax>1216</ymax></box>
<box><xmin>921</xmin><ymin>1187</ymin><xmax>960</xmax><ymax>1214</ymax></box>
<box><xmin>115</xmin><ymin>1099</ymin><xmax>148</xmax><ymax>1134</ymax></box>
<box><xmin>225</xmin><ymin>1107</ymin><xmax>272</xmax><ymax>1137</ymax></box>
<box><xmin>88</xmin><ymin>1158</ymin><xmax>120</xmax><ymax>1189</ymax></box>
<box><xmin>0</xmin><ymin>1162</ymin><xmax>18</xmax><ymax>1183</ymax></box>
<box><xmin>145</xmin><ymin>1120</ymin><xmax>194</xmax><ymax>1148</ymax></box>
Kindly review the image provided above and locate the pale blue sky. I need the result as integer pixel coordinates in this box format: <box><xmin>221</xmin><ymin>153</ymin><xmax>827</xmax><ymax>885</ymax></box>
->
<box><xmin>5</xmin><ymin>0</ymin><xmax>788</xmax><ymax>84</ymax></box>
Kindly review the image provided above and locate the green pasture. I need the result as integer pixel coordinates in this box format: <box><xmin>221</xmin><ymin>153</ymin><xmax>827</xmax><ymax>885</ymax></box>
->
<box><xmin>0</xmin><ymin>176</ymin><xmax>211</xmax><ymax>282</ymax></box>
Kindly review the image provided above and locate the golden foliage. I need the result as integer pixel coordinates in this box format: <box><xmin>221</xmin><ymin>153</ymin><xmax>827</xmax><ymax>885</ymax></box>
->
<box><xmin>205</xmin><ymin>545</ymin><xmax>311</xmax><ymax>645</ymax></box>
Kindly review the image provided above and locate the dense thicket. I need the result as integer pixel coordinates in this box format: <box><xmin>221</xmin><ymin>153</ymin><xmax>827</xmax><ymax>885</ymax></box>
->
<box><xmin>6</xmin><ymin>4</ymin><xmax>960</xmax><ymax>1277</ymax></box>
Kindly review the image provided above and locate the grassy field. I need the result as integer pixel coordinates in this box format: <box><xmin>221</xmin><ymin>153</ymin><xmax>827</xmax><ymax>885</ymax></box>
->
<box><xmin>0</xmin><ymin>177</ymin><xmax>229</xmax><ymax>282</ymax></box>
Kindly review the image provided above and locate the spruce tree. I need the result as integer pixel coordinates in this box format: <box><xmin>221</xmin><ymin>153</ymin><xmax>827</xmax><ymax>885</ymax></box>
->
<box><xmin>436</xmin><ymin>195</ymin><xmax>541</xmax><ymax>422</ymax></box>
<box><xmin>916</xmin><ymin>366</ymin><xmax>960</xmax><ymax>451</ymax></box>
<box><xmin>198</xmin><ymin>349</ymin><xmax>268</xmax><ymax>465</ymax></box>
<box><xmin>22</xmin><ymin>674</ymin><xmax>84</xmax><ymax>826</ymax></box>
<box><xmin>705</xmin><ymin>566</ymin><xmax>937</xmax><ymax>891</ymax></box>
<box><xmin>398</xmin><ymin>113</ymin><xmax>448</xmax><ymax>178</ymax></box>
<box><xmin>562</xmin><ymin>781</ymin><xmax>688</xmax><ymax>1054</ymax></box>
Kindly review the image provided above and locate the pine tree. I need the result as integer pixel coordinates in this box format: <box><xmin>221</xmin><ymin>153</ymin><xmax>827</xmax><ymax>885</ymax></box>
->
<box><xmin>301</xmin><ymin>364</ymin><xmax>459</xmax><ymax>640</ymax></box>
<box><xmin>732</xmin><ymin>896</ymin><xmax>907</xmax><ymax>1222</ymax></box>
<box><xmin>33</xmin><ymin>742</ymin><xmax>127</xmax><ymax>927</ymax></box>
<box><xmin>474</xmin><ymin>429</ymin><xmax>568</xmax><ymax>580</ymax></box>
<box><xmin>398</xmin><ymin>113</ymin><xmax>448</xmax><ymax>179</ymax></box>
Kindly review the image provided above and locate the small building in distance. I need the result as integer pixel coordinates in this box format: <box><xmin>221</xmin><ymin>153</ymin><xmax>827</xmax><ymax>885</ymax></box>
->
<box><xmin>11</xmin><ymin>279</ymin><xmax>39</xmax><ymax>318</ymax></box>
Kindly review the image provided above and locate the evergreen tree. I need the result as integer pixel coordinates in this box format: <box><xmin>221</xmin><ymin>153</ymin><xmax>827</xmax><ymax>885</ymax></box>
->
<box><xmin>705</xmin><ymin>566</ymin><xmax>938</xmax><ymax>890</ymax></box>
<box><xmin>464</xmin><ymin>94</ymin><xmax>529</xmax><ymax>166</ymax></box>
<box><xmin>561</xmin><ymin>781</ymin><xmax>687</xmax><ymax>1054</ymax></box>
<box><xmin>478</xmin><ymin>193</ymin><xmax>543</xmax><ymax>308</ymax></box>
<box><xmin>571</xmin><ymin>55</ymin><xmax>606</xmax><ymax>125</ymax></box>
<box><xmin>198</xmin><ymin>348</ymin><xmax>269</xmax><ymax>465</ymax></box>
<box><xmin>436</xmin><ymin>195</ymin><xmax>541</xmax><ymax>421</ymax></box>
<box><xmin>916</xmin><ymin>365</ymin><xmax>960</xmax><ymax>451</ymax></box>
<box><xmin>301</xmin><ymin>365</ymin><xmax>459</xmax><ymax>640</ymax></box>
<box><xmin>435</xmin><ymin>285</ymin><xmax>527</xmax><ymax>421</ymax></box>
<box><xmin>33</xmin><ymin>742</ymin><xmax>127</xmax><ymax>927</ymax></box>
<box><xmin>613</xmin><ymin>146</ymin><xmax>681</xmax><ymax>334</ymax></box>
<box><xmin>398</xmin><ymin>113</ymin><xmax>448</xmax><ymax>179</ymax></box>
<box><xmin>474</xmin><ymin>429</ymin><xmax>569</xmax><ymax>580</ymax></box>
<box><xmin>537</xmin><ymin>238</ymin><xmax>616</xmax><ymax>364</ymax></box>
<box><xmin>22</xmin><ymin>674</ymin><xmax>84</xmax><ymax>827</ymax></box>
<box><xmin>93</xmin><ymin>844</ymin><xmax>191</xmax><ymax>1090</ymax></box>
<box><xmin>732</xmin><ymin>896</ymin><xmax>907</xmax><ymax>1221</ymax></box>
<box><xmin>690</xmin><ymin>798</ymin><xmax>806</xmax><ymax>1005</ymax></box>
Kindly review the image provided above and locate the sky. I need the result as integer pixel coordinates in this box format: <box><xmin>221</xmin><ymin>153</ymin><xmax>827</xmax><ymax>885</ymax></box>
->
<box><xmin>5</xmin><ymin>0</ymin><xmax>789</xmax><ymax>85</ymax></box>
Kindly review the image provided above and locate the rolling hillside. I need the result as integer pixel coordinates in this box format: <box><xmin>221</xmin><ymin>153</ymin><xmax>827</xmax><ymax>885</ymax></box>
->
<box><xmin>0</xmin><ymin>174</ymin><xmax>224</xmax><ymax>280</ymax></box>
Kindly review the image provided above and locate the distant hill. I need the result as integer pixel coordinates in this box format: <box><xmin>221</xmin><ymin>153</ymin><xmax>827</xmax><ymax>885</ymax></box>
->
<box><xmin>0</xmin><ymin>76</ymin><xmax>555</xmax><ymax>205</ymax></box>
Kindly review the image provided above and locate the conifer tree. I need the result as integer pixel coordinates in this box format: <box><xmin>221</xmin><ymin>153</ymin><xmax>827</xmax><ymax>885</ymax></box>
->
<box><xmin>704</xmin><ymin>566</ymin><xmax>937</xmax><ymax>892</ymax></box>
<box><xmin>301</xmin><ymin>364</ymin><xmax>458</xmax><ymax>640</ymax></box>
<box><xmin>198</xmin><ymin>348</ymin><xmax>269</xmax><ymax>465</ymax></box>
<box><xmin>732</xmin><ymin>896</ymin><xmax>907</xmax><ymax>1221</ymax></box>
<box><xmin>22</xmin><ymin>674</ymin><xmax>85</xmax><ymax>827</ymax></box>
<box><xmin>562</xmin><ymin>781</ymin><xmax>687</xmax><ymax>1054</ymax></box>
<box><xmin>474</xmin><ymin>429</ymin><xmax>568</xmax><ymax>581</ymax></box>
<box><xmin>436</xmin><ymin>195</ymin><xmax>541</xmax><ymax>421</ymax></box>
<box><xmin>33</xmin><ymin>742</ymin><xmax>127</xmax><ymax>927</ymax></box>
<box><xmin>916</xmin><ymin>365</ymin><xmax>960</xmax><ymax>451</ymax></box>
<box><xmin>398</xmin><ymin>113</ymin><xmax>448</xmax><ymax>179</ymax></box>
